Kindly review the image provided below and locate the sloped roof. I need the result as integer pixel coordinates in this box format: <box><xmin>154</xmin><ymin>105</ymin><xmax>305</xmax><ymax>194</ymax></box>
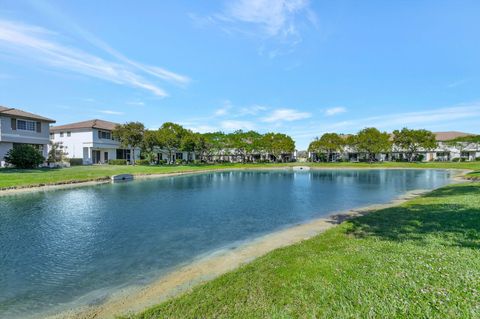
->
<box><xmin>433</xmin><ymin>131</ymin><xmax>474</xmax><ymax>141</ymax></box>
<box><xmin>0</xmin><ymin>105</ymin><xmax>55</xmax><ymax>123</ymax></box>
<box><xmin>51</xmin><ymin>119</ymin><xmax>120</xmax><ymax>131</ymax></box>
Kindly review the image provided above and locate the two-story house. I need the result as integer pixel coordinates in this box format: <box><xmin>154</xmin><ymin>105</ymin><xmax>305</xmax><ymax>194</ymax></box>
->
<box><xmin>0</xmin><ymin>106</ymin><xmax>55</xmax><ymax>166</ymax></box>
<box><xmin>50</xmin><ymin>119</ymin><xmax>139</xmax><ymax>164</ymax></box>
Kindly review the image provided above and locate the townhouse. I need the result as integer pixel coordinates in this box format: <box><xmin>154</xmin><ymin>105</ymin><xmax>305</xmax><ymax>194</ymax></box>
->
<box><xmin>310</xmin><ymin>131</ymin><xmax>480</xmax><ymax>162</ymax></box>
<box><xmin>50</xmin><ymin>119</ymin><xmax>140</xmax><ymax>164</ymax></box>
<box><xmin>0</xmin><ymin>106</ymin><xmax>55</xmax><ymax>167</ymax></box>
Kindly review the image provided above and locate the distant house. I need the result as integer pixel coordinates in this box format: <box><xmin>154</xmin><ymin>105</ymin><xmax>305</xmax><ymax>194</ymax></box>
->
<box><xmin>0</xmin><ymin>106</ymin><xmax>55</xmax><ymax>167</ymax></box>
<box><xmin>50</xmin><ymin>119</ymin><xmax>140</xmax><ymax>164</ymax></box>
<box><xmin>309</xmin><ymin>131</ymin><xmax>480</xmax><ymax>162</ymax></box>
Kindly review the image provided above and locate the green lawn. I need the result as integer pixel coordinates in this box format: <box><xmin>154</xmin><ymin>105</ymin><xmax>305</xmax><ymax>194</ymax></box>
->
<box><xmin>0</xmin><ymin>161</ymin><xmax>479</xmax><ymax>189</ymax></box>
<box><xmin>129</xmin><ymin>182</ymin><xmax>480</xmax><ymax>319</ymax></box>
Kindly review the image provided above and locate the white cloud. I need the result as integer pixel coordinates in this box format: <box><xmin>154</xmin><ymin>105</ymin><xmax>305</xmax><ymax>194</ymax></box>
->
<box><xmin>447</xmin><ymin>79</ymin><xmax>468</xmax><ymax>88</ymax></box>
<box><xmin>221</xmin><ymin>120</ymin><xmax>256</xmax><ymax>131</ymax></box>
<box><xmin>239</xmin><ymin>104</ymin><xmax>268</xmax><ymax>116</ymax></box>
<box><xmin>0</xmin><ymin>19</ymin><xmax>189</xmax><ymax>97</ymax></box>
<box><xmin>184</xmin><ymin>124</ymin><xmax>219</xmax><ymax>133</ymax></box>
<box><xmin>99</xmin><ymin>110</ymin><xmax>124</xmax><ymax>115</ymax></box>
<box><xmin>325</xmin><ymin>106</ymin><xmax>347</xmax><ymax>116</ymax></box>
<box><xmin>126</xmin><ymin>101</ymin><xmax>145</xmax><ymax>106</ymax></box>
<box><xmin>213</xmin><ymin>100</ymin><xmax>234</xmax><ymax>116</ymax></box>
<box><xmin>192</xmin><ymin>0</ymin><xmax>317</xmax><ymax>57</ymax></box>
<box><xmin>289</xmin><ymin>103</ymin><xmax>480</xmax><ymax>139</ymax></box>
<box><xmin>262</xmin><ymin>108</ymin><xmax>311</xmax><ymax>122</ymax></box>
<box><xmin>225</xmin><ymin>0</ymin><xmax>311</xmax><ymax>37</ymax></box>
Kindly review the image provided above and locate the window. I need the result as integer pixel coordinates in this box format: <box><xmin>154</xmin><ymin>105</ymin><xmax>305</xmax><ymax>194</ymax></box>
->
<box><xmin>60</xmin><ymin>132</ymin><xmax>64</xmax><ymax>137</ymax></box>
<box><xmin>98</xmin><ymin>130</ymin><xmax>111</xmax><ymax>139</ymax></box>
<box><xmin>116</xmin><ymin>149</ymin><xmax>131</xmax><ymax>160</ymax></box>
<box><xmin>50</xmin><ymin>133</ymin><xmax>54</xmax><ymax>140</ymax></box>
<box><xmin>176</xmin><ymin>152</ymin><xmax>183</xmax><ymax>160</ymax></box>
<box><xmin>67</xmin><ymin>132</ymin><xmax>71</xmax><ymax>137</ymax></box>
<box><xmin>17</xmin><ymin>120</ymin><xmax>36</xmax><ymax>132</ymax></box>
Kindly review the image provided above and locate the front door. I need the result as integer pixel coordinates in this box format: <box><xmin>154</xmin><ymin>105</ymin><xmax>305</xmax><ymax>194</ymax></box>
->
<box><xmin>92</xmin><ymin>150</ymin><xmax>101</xmax><ymax>164</ymax></box>
<box><xmin>104</xmin><ymin>152</ymin><xmax>109</xmax><ymax>163</ymax></box>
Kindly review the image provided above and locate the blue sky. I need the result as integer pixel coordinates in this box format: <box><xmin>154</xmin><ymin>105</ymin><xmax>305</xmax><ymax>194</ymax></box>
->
<box><xmin>1</xmin><ymin>0</ymin><xmax>479</xmax><ymax>149</ymax></box>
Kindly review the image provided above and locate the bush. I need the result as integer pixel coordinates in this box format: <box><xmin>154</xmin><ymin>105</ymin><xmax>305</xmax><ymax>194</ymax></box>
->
<box><xmin>416</xmin><ymin>154</ymin><xmax>425</xmax><ymax>162</ymax></box>
<box><xmin>158</xmin><ymin>160</ymin><xmax>167</xmax><ymax>165</ymax></box>
<box><xmin>4</xmin><ymin>144</ymin><xmax>45</xmax><ymax>169</ymax></box>
<box><xmin>69</xmin><ymin>158</ymin><xmax>83</xmax><ymax>166</ymax></box>
<box><xmin>451</xmin><ymin>158</ymin><xmax>460</xmax><ymax>162</ymax></box>
<box><xmin>135</xmin><ymin>159</ymin><xmax>151</xmax><ymax>165</ymax></box>
<box><xmin>108</xmin><ymin>159</ymin><xmax>127</xmax><ymax>165</ymax></box>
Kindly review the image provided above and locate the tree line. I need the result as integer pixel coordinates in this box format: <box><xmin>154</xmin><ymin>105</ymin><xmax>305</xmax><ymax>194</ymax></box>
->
<box><xmin>113</xmin><ymin>122</ymin><xmax>296</xmax><ymax>164</ymax></box>
<box><xmin>308</xmin><ymin>127</ymin><xmax>440</xmax><ymax>162</ymax></box>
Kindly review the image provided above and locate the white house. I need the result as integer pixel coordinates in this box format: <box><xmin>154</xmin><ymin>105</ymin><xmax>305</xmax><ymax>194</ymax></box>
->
<box><xmin>309</xmin><ymin>131</ymin><xmax>480</xmax><ymax>162</ymax></box>
<box><xmin>0</xmin><ymin>105</ymin><xmax>55</xmax><ymax>167</ymax></box>
<box><xmin>50</xmin><ymin>119</ymin><xmax>140</xmax><ymax>164</ymax></box>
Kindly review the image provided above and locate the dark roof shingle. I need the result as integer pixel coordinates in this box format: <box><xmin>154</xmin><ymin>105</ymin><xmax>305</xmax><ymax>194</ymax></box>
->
<box><xmin>51</xmin><ymin>119</ymin><xmax>120</xmax><ymax>131</ymax></box>
<box><xmin>0</xmin><ymin>106</ymin><xmax>55</xmax><ymax>123</ymax></box>
<box><xmin>433</xmin><ymin>131</ymin><xmax>474</xmax><ymax>141</ymax></box>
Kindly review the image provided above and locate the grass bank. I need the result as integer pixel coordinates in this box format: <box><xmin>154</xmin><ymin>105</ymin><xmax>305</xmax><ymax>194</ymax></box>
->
<box><xmin>128</xmin><ymin>182</ymin><xmax>480</xmax><ymax>318</ymax></box>
<box><xmin>1</xmin><ymin>161</ymin><xmax>479</xmax><ymax>189</ymax></box>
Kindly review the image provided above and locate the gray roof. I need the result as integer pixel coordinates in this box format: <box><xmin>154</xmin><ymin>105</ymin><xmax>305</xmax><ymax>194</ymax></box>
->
<box><xmin>51</xmin><ymin>119</ymin><xmax>120</xmax><ymax>131</ymax></box>
<box><xmin>0</xmin><ymin>105</ymin><xmax>56</xmax><ymax>123</ymax></box>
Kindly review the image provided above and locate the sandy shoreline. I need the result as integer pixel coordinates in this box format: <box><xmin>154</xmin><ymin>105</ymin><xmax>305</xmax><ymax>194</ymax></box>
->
<box><xmin>0</xmin><ymin>166</ymin><xmax>471</xmax><ymax>197</ymax></box>
<box><xmin>40</xmin><ymin>170</ymin><xmax>471</xmax><ymax>319</ymax></box>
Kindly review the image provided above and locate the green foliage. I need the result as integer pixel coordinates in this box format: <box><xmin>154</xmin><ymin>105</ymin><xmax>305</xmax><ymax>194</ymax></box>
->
<box><xmin>308</xmin><ymin>133</ymin><xmax>345</xmax><ymax>162</ymax></box>
<box><xmin>108</xmin><ymin>159</ymin><xmax>128</xmax><ymax>165</ymax></box>
<box><xmin>155</xmin><ymin>122</ymin><xmax>187</xmax><ymax>163</ymax></box>
<box><xmin>262</xmin><ymin>132</ymin><xmax>295</xmax><ymax>162</ymax></box>
<box><xmin>135</xmin><ymin>159</ymin><xmax>151</xmax><ymax>166</ymax></box>
<box><xmin>47</xmin><ymin>141</ymin><xmax>68</xmax><ymax>163</ymax></box>
<box><xmin>4</xmin><ymin>144</ymin><xmax>45</xmax><ymax>169</ymax></box>
<box><xmin>130</xmin><ymin>183</ymin><xmax>480</xmax><ymax>319</ymax></box>
<box><xmin>113</xmin><ymin>122</ymin><xmax>145</xmax><ymax>165</ymax></box>
<box><xmin>351</xmin><ymin>128</ymin><xmax>392</xmax><ymax>162</ymax></box>
<box><xmin>69</xmin><ymin>158</ymin><xmax>83</xmax><ymax>166</ymax></box>
<box><xmin>392</xmin><ymin>128</ymin><xmax>437</xmax><ymax>162</ymax></box>
<box><xmin>451</xmin><ymin>135</ymin><xmax>480</xmax><ymax>143</ymax></box>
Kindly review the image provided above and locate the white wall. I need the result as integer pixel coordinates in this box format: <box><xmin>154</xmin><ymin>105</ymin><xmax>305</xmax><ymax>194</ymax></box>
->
<box><xmin>51</xmin><ymin>129</ymin><xmax>93</xmax><ymax>158</ymax></box>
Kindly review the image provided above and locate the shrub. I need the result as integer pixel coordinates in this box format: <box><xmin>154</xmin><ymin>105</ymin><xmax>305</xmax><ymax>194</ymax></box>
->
<box><xmin>4</xmin><ymin>144</ymin><xmax>45</xmax><ymax>169</ymax></box>
<box><xmin>108</xmin><ymin>159</ymin><xmax>127</xmax><ymax>165</ymax></box>
<box><xmin>158</xmin><ymin>160</ymin><xmax>167</xmax><ymax>165</ymax></box>
<box><xmin>135</xmin><ymin>159</ymin><xmax>151</xmax><ymax>165</ymax></box>
<box><xmin>416</xmin><ymin>154</ymin><xmax>425</xmax><ymax>162</ymax></box>
<box><xmin>69</xmin><ymin>158</ymin><xmax>83</xmax><ymax>166</ymax></box>
<box><xmin>451</xmin><ymin>158</ymin><xmax>460</xmax><ymax>162</ymax></box>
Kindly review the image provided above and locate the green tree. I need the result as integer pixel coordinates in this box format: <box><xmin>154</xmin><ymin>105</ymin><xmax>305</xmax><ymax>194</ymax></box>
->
<box><xmin>308</xmin><ymin>133</ymin><xmax>345</xmax><ymax>162</ymax></box>
<box><xmin>47</xmin><ymin>141</ymin><xmax>68</xmax><ymax>164</ymax></box>
<box><xmin>228</xmin><ymin>130</ymin><xmax>263</xmax><ymax>162</ymax></box>
<box><xmin>5</xmin><ymin>144</ymin><xmax>45</xmax><ymax>169</ymax></box>
<box><xmin>203</xmin><ymin>132</ymin><xmax>227</xmax><ymax>162</ymax></box>
<box><xmin>392</xmin><ymin>128</ymin><xmax>437</xmax><ymax>162</ymax></box>
<box><xmin>112</xmin><ymin>122</ymin><xmax>145</xmax><ymax>165</ymax></box>
<box><xmin>354</xmin><ymin>128</ymin><xmax>392</xmax><ymax>162</ymax></box>
<box><xmin>156</xmin><ymin>122</ymin><xmax>186</xmax><ymax>164</ymax></box>
<box><xmin>262</xmin><ymin>133</ymin><xmax>295</xmax><ymax>162</ymax></box>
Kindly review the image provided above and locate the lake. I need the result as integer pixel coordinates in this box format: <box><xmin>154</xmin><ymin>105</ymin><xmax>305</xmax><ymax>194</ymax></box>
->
<box><xmin>0</xmin><ymin>169</ymin><xmax>452</xmax><ymax>318</ymax></box>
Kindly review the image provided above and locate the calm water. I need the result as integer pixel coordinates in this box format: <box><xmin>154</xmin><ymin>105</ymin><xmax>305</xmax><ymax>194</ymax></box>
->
<box><xmin>0</xmin><ymin>169</ymin><xmax>451</xmax><ymax>318</ymax></box>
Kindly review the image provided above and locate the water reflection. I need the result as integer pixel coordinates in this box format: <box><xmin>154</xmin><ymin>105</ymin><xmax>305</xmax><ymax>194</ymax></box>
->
<box><xmin>0</xmin><ymin>169</ymin><xmax>451</xmax><ymax>318</ymax></box>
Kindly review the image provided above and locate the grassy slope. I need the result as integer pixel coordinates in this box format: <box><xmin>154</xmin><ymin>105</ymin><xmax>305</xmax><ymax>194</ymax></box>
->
<box><xmin>131</xmin><ymin>182</ymin><xmax>480</xmax><ymax>319</ymax></box>
<box><xmin>1</xmin><ymin>161</ymin><xmax>479</xmax><ymax>189</ymax></box>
